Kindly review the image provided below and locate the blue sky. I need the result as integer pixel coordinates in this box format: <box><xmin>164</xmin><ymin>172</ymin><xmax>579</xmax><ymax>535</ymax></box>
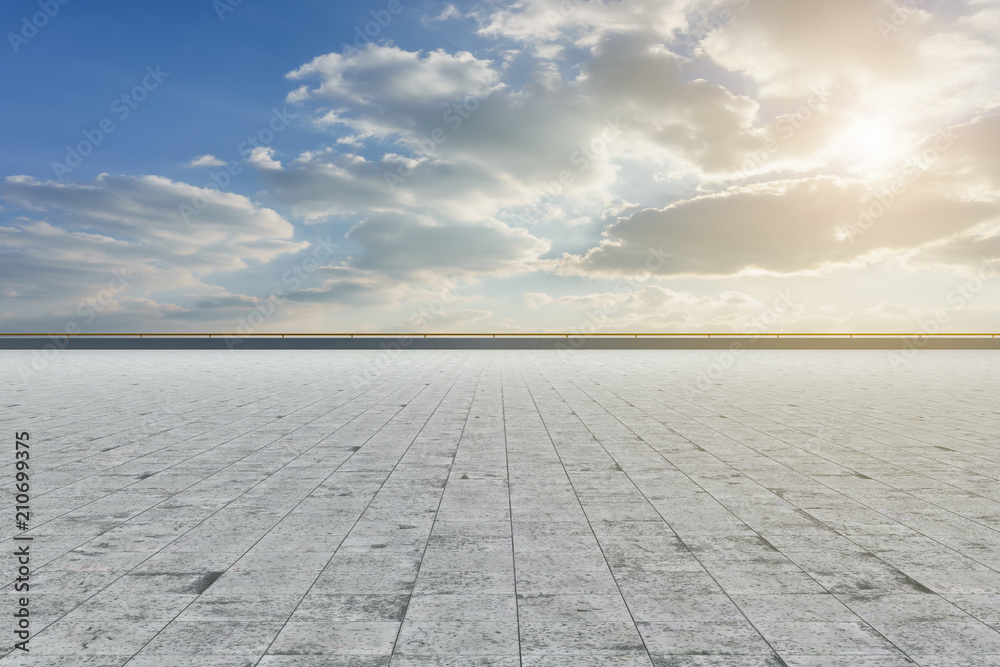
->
<box><xmin>2</xmin><ymin>0</ymin><xmax>999</xmax><ymax>334</ymax></box>
<box><xmin>0</xmin><ymin>1</ymin><xmax>439</xmax><ymax>187</ymax></box>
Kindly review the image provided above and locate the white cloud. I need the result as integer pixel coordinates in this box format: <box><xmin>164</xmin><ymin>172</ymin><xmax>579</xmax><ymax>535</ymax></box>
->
<box><xmin>188</xmin><ymin>154</ymin><xmax>226</xmax><ymax>167</ymax></box>
<box><xmin>0</xmin><ymin>174</ymin><xmax>305</xmax><ymax>268</ymax></box>
<box><xmin>699</xmin><ymin>0</ymin><xmax>1000</xmax><ymax>126</ymax></box>
<box><xmin>474</xmin><ymin>0</ymin><xmax>688</xmax><ymax>53</ymax></box>
<box><xmin>562</xmin><ymin>173</ymin><xmax>997</xmax><ymax>278</ymax></box>
<box><xmin>343</xmin><ymin>213</ymin><xmax>551</xmax><ymax>279</ymax></box>
<box><xmin>0</xmin><ymin>174</ymin><xmax>310</xmax><ymax>329</ymax></box>
<box><xmin>432</xmin><ymin>4</ymin><xmax>462</xmax><ymax>21</ymax></box>
<box><xmin>248</xmin><ymin>147</ymin><xmax>282</xmax><ymax>170</ymax></box>
<box><xmin>5</xmin><ymin>1</ymin><xmax>1000</xmax><ymax>333</ymax></box>
<box><xmin>286</xmin><ymin>45</ymin><xmax>504</xmax><ymax>131</ymax></box>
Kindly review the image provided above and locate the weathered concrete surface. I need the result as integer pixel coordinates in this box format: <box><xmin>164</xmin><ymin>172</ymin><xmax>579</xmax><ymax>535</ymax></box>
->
<box><xmin>1</xmin><ymin>350</ymin><xmax>999</xmax><ymax>665</ymax></box>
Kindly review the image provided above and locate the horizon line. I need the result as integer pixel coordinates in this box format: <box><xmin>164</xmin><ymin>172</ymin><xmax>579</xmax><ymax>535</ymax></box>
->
<box><xmin>1</xmin><ymin>333</ymin><xmax>997</xmax><ymax>338</ymax></box>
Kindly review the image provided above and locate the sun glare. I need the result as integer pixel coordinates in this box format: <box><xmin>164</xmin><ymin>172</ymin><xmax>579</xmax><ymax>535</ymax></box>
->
<box><xmin>839</xmin><ymin>115</ymin><xmax>908</xmax><ymax>172</ymax></box>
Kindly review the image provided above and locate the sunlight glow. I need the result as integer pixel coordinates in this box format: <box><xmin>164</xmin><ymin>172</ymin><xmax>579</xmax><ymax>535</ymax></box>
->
<box><xmin>839</xmin><ymin>115</ymin><xmax>909</xmax><ymax>173</ymax></box>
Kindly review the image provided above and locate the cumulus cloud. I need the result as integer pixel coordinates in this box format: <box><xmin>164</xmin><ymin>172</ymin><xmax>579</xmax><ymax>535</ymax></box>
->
<box><xmin>281</xmin><ymin>44</ymin><xmax>612</xmax><ymax>195</ymax></box>
<box><xmin>188</xmin><ymin>154</ymin><xmax>226</xmax><ymax>167</ymax></box>
<box><xmin>562</xmin><ymin>114</ymin><xmax>1000</xmax><ymax>278</ymax></box>
<box><xmin>561</xmin><ymin>175</ymin><xmax>996</xmax><ymax>277</ymax></box>
<box><xmin>577</xmin><ymin>33</ymin><xmax>852</xmax><ymax>176</ymax></box>
<box><xmin>278</xmin><ymin>267</ymin><xmax>489</xmax><ymax>332</ymax></box>
<box><xmin>344</xmin><ymin>213</ymin><xmax>550</xmax><ymax>278</ymax></box>
<box><xmin>286</xmin><ymin>45</ymin><xmax>505</xmax><ymax>139</ymax></box>
<box><xmin>0</xmin><ymin>174</ymin><xmax>309</xmax><ymax>330</ymax></box>
<box><xmin>0</xmin><ymin>174</ymin><xmax>305</xmax><ymax>269</ymax></box>
<box><xmin>700</xmin><ymin>0</ymin><xmax>918</xmax><ymax>97</ymax></box>
<box><xmin>248</xmin><ymin>147</ymin><xmax>282</xmax><ymax>170</ymax></box>
<box><xmin>4</xmin><ymin>1</ymin><xmax>999</xmax><ymax>333</ymax></box>
<box><xmin>432</xmin><ymin>4</ymin><xmax>462</xmax><ymax>22</ymax></box>
<box><xmin>699</xmin><ymin>0</ymin><xmax>1000</xmax><ymax>124</ymax></box>
<box><xmin>267</xmin><ymin>35</ymin><xmax>845</xmax><ymax>253</ymax></box>
<box><xmin>266</xmin><ymin>210</ymin><xmax>550</xmax><ymax>319</ymax></box>
<box><xmin>247</xmin><ymin>5</ymin><xmax>999</xmax><ymax>330</ymax></box>
<box><xmin>474</xmin><ymin>0</ymin><xmax>688</xmax><ymax>52</ymax></box>
<box><xmin>283</xmin><ymin>269</ymin><xmax>405</xmax><ymax>307</ymax></box>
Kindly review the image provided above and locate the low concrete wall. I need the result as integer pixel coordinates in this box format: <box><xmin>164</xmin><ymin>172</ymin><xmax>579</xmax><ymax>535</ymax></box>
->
<box><xmin>1</xmin><ymin>336</ymin><xmax>997</xmax><ymax>350</ymax></box>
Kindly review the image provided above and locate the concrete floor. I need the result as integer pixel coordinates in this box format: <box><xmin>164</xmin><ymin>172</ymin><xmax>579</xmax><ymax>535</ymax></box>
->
<box><xmin>2</xmin><ymin>350</ymin><xmax>1000</xmax><ymax>666</ymax></box>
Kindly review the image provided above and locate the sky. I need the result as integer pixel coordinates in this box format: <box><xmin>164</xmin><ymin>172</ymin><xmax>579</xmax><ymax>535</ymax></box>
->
<box><xmin>1</xmin><ymin>0</ymin><xmax>999</xmax><ymax>335</ymax></box>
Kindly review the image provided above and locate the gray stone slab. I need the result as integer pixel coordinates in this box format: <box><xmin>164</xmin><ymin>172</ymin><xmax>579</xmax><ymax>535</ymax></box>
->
<box><xmin>394</xmin><ymin>621</ymin><xmax>520</xmax><ymax>656</ymax></box>
<box><xmin>4</xmin><ymin>349</ymin><xmax>1000</xmax><ymax>664</ymax></box>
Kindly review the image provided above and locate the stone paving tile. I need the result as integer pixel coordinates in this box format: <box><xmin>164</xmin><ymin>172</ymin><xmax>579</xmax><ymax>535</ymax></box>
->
<box><xmin>0</xmin><ymin>658</ymin><xmax>136</xmax><ymax>666</ymax></box>
<box><xmin>60</xmin><ymin>592</ymin><xmax>196</xmax><ymax>623</ymax></box>
<box><xmin>517</xmin><ymin>593</ymin><xmax>634</xmax><ymax>623</ymax></box>
<box><xmin>290</xmin><ymin>593</ymin><xmax>410</xmax><ymax>623</ymax></box>
<box><xmin>404</xmin><ymin>594</ymin><xmax>518</xmax><ymax>623</ymax></box>
<box><xmin>267</xmin><ymin>621</ymin><xmax>399</xmax><ymax>655</ymax></box>
<box><xmin>136</xmin><ymin>620</ymin><xmax>284</xmax><ymax>658</ymax></box>
<box><xmin>520</xmin><ymin>620</ymin><xmax>647</xmax><ymax>655</ymax></box>
<box><xmin>753</xmin><ymin>620</ymin><xmax>900</xmax><ymax>655</ymax></box>
<box><xmin>1</xmin><ymin>349</ymin><xmax>1000</xmax><ymax>664</ymax></box>
<box><xmin>176</xmin><ymin>594</ymin><xmax>303</xmax><ymax>622</ymax></box>
<box><xmin>394</xmin><ymin>620</ymin><xmax>520</xmax><ymax>656</ymax></box>
<box><xmin>637</xmin><ymin>620</ymin><xmax>778</xmax><ymax>655</ymax></box>
<box><xmin>15</xmin><ymin>620</ymin><xmax>164</xmax><ymax>656</ymax></box>
<box><xmin>522</xmin><ymin>657</ymin><xmax>652</xmax><ymax>667</ymax></box>
<box><xmin>259</xmin><ymin>658</ymin><xmax>390</xmax><ymax>667</ymax></box>
<box><xmin>649</xmin><ymin>659</ymin><xmax>784</xmax><ymax>667</ymax></box>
